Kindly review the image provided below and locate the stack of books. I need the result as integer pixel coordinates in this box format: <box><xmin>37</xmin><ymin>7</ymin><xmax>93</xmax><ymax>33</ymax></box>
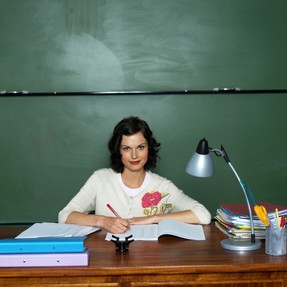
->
<box><xmin>0</xmin><ymin>237</ymin><xmax>89</xmax><ymax>267</ymax></box>
<box><xmin>0</xmin><ymin>222</ymin><xmax>99</xmax><ymax>267</ymax></box>
<box><xmin>215</xmin><ymin>202</ymin><xmax>287</xmax><ymax>239</ymax></box>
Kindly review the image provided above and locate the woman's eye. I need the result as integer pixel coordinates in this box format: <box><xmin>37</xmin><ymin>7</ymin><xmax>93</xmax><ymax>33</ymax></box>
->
<box><xmin>123</xmin><ymin>147</ymin><xmax>130</xmax><ymax>152</ymax></box>
<box><xmin>138</xmin><ymin>145</ymin><xmax>145</xmax><ymax>150</ymax></box>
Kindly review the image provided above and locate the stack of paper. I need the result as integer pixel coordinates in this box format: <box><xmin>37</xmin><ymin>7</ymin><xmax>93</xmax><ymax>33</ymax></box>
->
<box><xmin>215</xmin><ymin>202</ymin><xmax>287</xmax><ymax>239</ymax></box>
<box><xmin>0</xmin><ymin>222</ymin><xmax>100</xmax><ymax>267</ymax></box>
<box><xmin>15</xmin><ymin>222</ymin><xmax>99</xmax><ymax>238</ymax></box>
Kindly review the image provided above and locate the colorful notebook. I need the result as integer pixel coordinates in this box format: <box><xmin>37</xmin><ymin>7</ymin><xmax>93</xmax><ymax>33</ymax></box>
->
<box><xmin>220</xmin><ymin>202</ymin><xmax>287</xmax><ymax>218</ymax></box>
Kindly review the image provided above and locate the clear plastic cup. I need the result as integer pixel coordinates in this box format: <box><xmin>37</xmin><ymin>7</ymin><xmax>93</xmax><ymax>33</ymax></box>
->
<box><xmin>265</xmin><ymin>224</ymin><xmax>287</xmax><ymax>256</ymax></box>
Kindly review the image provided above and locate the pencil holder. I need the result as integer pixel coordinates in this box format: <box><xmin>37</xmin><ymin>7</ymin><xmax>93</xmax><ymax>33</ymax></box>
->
<box><xmin>265</xmin><ymin>225</ymin><xmax>287</xmax><ymax>256</ymax></box>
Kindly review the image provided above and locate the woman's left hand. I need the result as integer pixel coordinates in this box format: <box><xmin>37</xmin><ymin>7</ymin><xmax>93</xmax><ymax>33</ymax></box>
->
<box><xmin>128</xmin><ymin>216</ymin><xmax>158</xmax><ymax>225</ymax></box>
<box><xmin>128</xmin><ymin>210</ymin><xmax>202</xmax><ymax>225</ymax></box>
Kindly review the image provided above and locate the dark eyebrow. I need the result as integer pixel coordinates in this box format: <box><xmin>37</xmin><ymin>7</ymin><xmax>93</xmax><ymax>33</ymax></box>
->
<box><xmin>120</xmin><ymin>142</ymin><xmax>147</xmax><ymax>148</ymax></box>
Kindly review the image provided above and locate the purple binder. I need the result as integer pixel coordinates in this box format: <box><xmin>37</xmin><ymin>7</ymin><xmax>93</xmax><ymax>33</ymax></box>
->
<box><xmin>0</xmin><ymin>250</ymin><xmax>89</xmax><ymax>267</ymax></box>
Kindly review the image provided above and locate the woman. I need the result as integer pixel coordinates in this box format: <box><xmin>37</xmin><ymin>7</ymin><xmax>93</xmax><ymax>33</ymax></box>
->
<box><xmin>58</xmin><ymin>116</ymin><xmax>211</xmax><ymax>233</ymax></box>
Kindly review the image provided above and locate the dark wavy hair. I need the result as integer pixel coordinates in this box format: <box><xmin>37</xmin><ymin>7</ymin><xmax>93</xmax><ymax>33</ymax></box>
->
<box><xmin>108</xmin><ymin>116</ymin><xmax>161</xmax><ymax>173</ymax></box>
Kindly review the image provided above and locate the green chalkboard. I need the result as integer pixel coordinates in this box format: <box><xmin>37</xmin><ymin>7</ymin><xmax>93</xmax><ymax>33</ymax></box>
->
<box><xmin>0</xmin><ymin>0</ymin><xmax>287</xmax><ymax>223</ymax></box>
<box><xmin>1</xmin><ymin>93</ymin><xmax>287</xmax><ymax>223</ymax></box>
<box><xmin>0</xmin><ymin>0</ymin><xmax>287</xmax><ymax>92</ymax></box>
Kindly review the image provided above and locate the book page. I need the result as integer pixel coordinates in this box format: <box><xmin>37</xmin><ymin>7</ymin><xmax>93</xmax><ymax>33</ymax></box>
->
<box><xmin>157</xmin><ymin>219</ymin><xmax>205</xmax><ymax>240</ymax></box>
<box><xmin>105</xmin><ymin>224</ymin><xmax>158</xmax><ymax>241</ymax></box>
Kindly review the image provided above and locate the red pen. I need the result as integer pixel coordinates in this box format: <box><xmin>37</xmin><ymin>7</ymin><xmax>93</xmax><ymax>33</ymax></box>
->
<box><xmin>107</xmin><ymin>204</ymin><xmax>121</xmax><ymax>218</ymax></box>
<box><xmin>280</xmin><ymin>216</ymin><xmax>286</xmax><ymax>228</ymax></box>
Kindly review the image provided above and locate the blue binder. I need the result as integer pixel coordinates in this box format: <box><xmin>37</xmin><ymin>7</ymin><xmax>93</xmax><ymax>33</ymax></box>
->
<box><xmin>0</xmin><ymin>237</ymin><xmax>86</xmax><ymax>254</ymax></box>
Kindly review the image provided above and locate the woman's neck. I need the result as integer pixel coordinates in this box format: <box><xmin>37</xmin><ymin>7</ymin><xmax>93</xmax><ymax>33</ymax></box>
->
<box><xmin>121</xmin><ymin>170</ymin><xmax>146</xmax><ymax>189</ymax></box>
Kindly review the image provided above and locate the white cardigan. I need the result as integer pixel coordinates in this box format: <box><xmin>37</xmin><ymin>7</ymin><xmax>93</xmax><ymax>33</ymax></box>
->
<box><xmin>58</xmin><ymin>168</ymin><xmax>211</xmax><ymax>224</ymax></box>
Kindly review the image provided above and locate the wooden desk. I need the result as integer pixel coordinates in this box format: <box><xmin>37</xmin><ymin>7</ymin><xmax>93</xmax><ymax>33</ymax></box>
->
<box><xmin>0</xmin><ymin>223</ymin><xmax>287</xmax><ymax>287</ymax></box>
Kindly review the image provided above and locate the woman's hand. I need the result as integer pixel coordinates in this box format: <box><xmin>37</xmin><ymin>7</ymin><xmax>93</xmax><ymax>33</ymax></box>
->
<box><xmin>128</xmin><ymin>216</ymin><xmax>158</xmax><ymax>225</ymax></box>
<box><xmin>101</xmin><ymin>217</ymin><xmax>130</xmax><ymax>234</ymax></box>
<box><xmin>128</xmin><ymin>210</ymin><xmax>202</xmax><ymax>226</ymax></box>
<box><xmin>65</xmin><ymin>211</ymin><xmax>130</xmax><ymax>234</ymax></box>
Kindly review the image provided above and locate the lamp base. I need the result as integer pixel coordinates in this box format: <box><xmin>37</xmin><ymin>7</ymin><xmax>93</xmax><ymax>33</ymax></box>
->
<box><xmin>221</xmin><ymin>238</ymin><xmax>261</xmax><ymax>251</ymax></box>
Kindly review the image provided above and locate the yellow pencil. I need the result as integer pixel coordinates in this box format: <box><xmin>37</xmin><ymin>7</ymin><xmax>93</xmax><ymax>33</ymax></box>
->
<box><xmin>275</xmin><ymin>208</ymin><xmax>280</xmax><ymax>228</ymax></box>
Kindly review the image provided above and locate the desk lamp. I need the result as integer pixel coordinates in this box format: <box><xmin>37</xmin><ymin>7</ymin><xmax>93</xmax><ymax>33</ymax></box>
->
<box><xmin>186</xmin><ymin>138</ymin><xmax>261</xmax><ymax>251</ymax></box>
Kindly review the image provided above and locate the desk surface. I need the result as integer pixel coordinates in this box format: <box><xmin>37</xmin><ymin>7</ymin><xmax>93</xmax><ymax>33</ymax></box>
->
<box><xmin>1</xmin><ymin>223</ymin><xmax>287</xmax><ymax>287</ymax></box>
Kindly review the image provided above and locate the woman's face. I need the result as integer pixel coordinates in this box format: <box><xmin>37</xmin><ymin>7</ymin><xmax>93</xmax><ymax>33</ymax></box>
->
<box><xmin>120</xmin><ymin>132</ymin><xmax>148</xmax><ymax>173</ymax></box>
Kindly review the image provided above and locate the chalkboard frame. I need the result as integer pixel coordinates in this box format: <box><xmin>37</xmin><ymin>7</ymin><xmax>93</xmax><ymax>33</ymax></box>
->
<box><xmin>1</xmin><ymin>89</ymin><xmax>287</xmax><ymax>97</ymax></box>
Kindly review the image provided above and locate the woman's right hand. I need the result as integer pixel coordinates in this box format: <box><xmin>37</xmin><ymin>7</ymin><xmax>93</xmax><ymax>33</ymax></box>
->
<box><xmin>101</xmin><ymin>217</ymin><xmax>130</xmax><ymax>234</ymax></box>
<box><xmin>65</xmin><ymin>211</ymin><xmax>129</xmax><ymax>234</ymax></box>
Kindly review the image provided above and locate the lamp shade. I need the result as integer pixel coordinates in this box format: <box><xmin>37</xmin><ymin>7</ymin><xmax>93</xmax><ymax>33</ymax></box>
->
<box><xmin>185</xmin><ymin>138</ymin><xmax>215</xmax><ymax>177</ymax></box>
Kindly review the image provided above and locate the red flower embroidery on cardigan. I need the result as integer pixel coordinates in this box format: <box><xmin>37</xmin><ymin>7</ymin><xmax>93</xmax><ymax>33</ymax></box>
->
<box><xmin>142</xmin><ymin>191</ymin><xmax>162</xmax><ymax>208</ymax></box>
<box><xmin>141</xmin><ymin>191</ymin><xmax>171</xmax><ymax>216</ymax></box>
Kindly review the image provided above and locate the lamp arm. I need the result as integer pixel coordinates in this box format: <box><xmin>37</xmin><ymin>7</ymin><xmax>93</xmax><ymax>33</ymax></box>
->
<box><xmin>210</xmin><ymin>147</ymin><xmax>256</xmax><ymax>243</ymax></box>
<box><xmin>227</xmin><ymin>162</ymin><xmax>255</xmax><ymax>243</ymax></box>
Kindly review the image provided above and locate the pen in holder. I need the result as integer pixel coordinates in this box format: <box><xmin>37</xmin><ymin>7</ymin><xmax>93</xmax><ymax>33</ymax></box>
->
<box><xmin>111</xmin><ymin>235</ymin><xmax>134</xmax><ymax>252</ymax></box>
<box><xmin>265</xmin><ymin>218</ymin><xmax>287</xmax><ymax>256</ymax></box>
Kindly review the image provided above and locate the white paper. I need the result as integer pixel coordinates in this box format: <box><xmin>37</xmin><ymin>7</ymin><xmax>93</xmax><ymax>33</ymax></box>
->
<box><xmin>105</xmin><ymin>224</ymin><xmax>158</xmax><ymax>241</ymax></box>
<box><xmin>16</xmin><ymin>222</ymin><xmax>100</xmax><ymax>238</ymax></box>
<box><xmin>157</xmin><ymin>219</ymin><xmax>205</xmax><ymax>240</ymax></box>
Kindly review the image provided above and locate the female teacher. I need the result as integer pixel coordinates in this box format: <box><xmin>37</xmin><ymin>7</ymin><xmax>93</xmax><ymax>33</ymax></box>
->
<box><xmin>58</xmin><ymin>116</ymin><xmax>211</xmax><ymax>233</ymax></box>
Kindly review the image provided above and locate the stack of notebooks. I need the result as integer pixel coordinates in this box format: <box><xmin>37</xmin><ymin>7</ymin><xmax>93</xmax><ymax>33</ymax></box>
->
<box><xmin>0</xmin><ymin>222</ymin><xmax>99</xmax><ymax>267</ymax></box>
<box><xmin>215</xmin><ymin>202</ymin><xmax>287</xmax><ymax>239</ymax></box>
<box><xmin>0</xmin><ymin>237</ymin><xmax>88</xmax><ymax>267</ymax></box>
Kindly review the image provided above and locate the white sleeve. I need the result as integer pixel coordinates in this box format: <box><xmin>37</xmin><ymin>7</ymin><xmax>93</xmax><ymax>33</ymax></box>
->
<box><xmin>58</xmin><ymin>174</ymin><xmax>97</xmax><ymax>223</ymax></box>
<box><xmin>163</xmin><ymin>180</ymin><xmax>211</xmax><ymax>224</ymax></box>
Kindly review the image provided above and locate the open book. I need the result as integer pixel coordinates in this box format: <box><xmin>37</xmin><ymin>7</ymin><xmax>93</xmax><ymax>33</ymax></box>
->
<box><xmin>105</xmin><ymin>219</ymin><xmax>205</xmax><ymax>241</ymax></box>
